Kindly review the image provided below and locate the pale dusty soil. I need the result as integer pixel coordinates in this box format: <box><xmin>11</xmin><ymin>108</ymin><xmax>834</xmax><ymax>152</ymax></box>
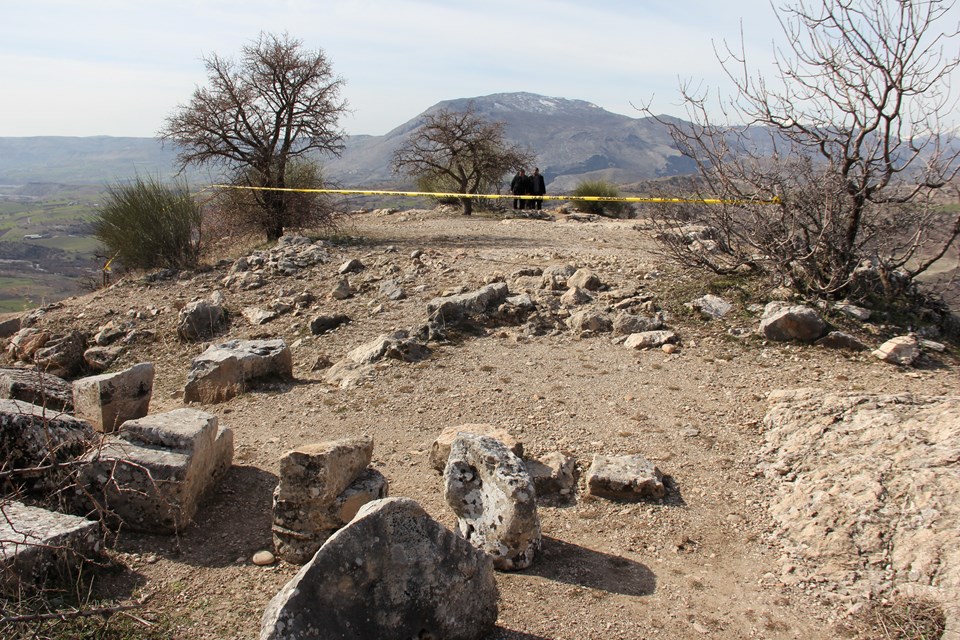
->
<box><xmin>27</xmin><ymin>206</ymin><xmax>960</xmax><ymax>639</ymax></box>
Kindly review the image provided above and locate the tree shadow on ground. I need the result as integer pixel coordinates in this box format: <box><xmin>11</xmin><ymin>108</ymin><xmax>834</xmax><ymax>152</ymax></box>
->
<box><xmin>114</xmin><ymin>465</ymin><xmax>278</xmax><ymax>569</ymax></box>
<box><xmin>522</xmin><ymin>536</ymin><xmax>656</xmax><ymax>597</ymax></box>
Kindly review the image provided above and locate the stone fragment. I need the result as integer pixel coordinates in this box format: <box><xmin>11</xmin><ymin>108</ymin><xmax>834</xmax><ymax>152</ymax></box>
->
<box><xmin>560</xmin><ymin>286</ymin><xmax>593</xmax><ymax>306</ymax></box>
<box><xmin>872</xmin><ymin>335</ymin><xmax>920</xmax><ymax>366</ymax></box>
<box><xmin>0</xmin><ymin>501</ymin><xmax>104</xmax><ymax>595</ymax></box>
<box><xmin>346</xmin><ymin>330</ymin><xmax>429</xmax><ymax>365</ymax></box>
<box><xmin>33</xmin><ymin>330</ymin><xmax>88</xmax><ymax>378</ymax></box>
<box><xmin>624</xmin><ymin>330</ymin><xmax>678</xmax><ymax>350</ymax></box>
<box><xmin>183</xmin><ymin>339</ymin><xmax>292</xmax><ymax>404</ymax></box>
<box><xmin>834</xmin><ymin>302</ymin><xmax>872</xmax><ymax>321</ymax></box>
<box><xmin>176</xmin><ymin>299</ymin><xmax>225</xmax><ymax>341</ymax></box>
<box><xmin>688</xmin><ymin>294</ymin><xmax>733</xmax><ymax>319</ymax></box>
<box><xmin>0</xmin><ymin>399</ymin><xmax>93</xmax><ymax>490</ymax></box>
<box><xmin>275</xmin><ymin>437</ymin><xmax>374</xmax><ymax>505</ymax></box>
<box><xmin>338</xmin><ymin>258</ymin><xmax>364</xmax><ymax>274</ymax></box>
<box><xmin>524</xmin><ymin>451</ymin><xmax>577</xmax><ymax>500</ymax></box>
<box><xmin>426</xmin><ymin>283</ymin><xmax>509</xmax><ymax>323</ymax></box>
<box><xmin>586</xmin><ymin>454</ymin><xmax>666</xmax><ymax>501</ymax></box>
<box><xmin>329</xmin><ymin>277</ymin><xmax>352</xmax><ymax>300</ymax></box>
<box><xmin>0</xmin><ymin>314</ymin><xmax>22</xmax><ymax>338</ymax></box>
<box><xmin>0</xmin><ymin>367</ymin><xmax>74</xmax><ymax>412</ymax></box>
<box><xmin>252</xmin><ymin>550</ymin><xmax>275</xmax><ymax>566</ymax></box>
<box><xmin>83</xmin><ymin>346</ymin><xmax>123</xmax><ymax>373</ymax></box>
<box><xmin>430</xmin><ymin>423</ymin><xmax>524</xmax><ymax>472</ymax></box>
<box><xmin>379</xmin><ymin>279</ymin><xmax>407</xmax><ymax>300</ymax></box>
<box><xmin>613</xmin><ymin>312</ymin><xmax>664</xmax><ymax>335</ymax></box>
<box><xmin>759</xmin><ymin>302</ymin><xmax>828</xmax><ymax>342</ymax></box>
<box><xmin>815</xmin><ymin>331</ymin><xmax>869</xmax><ymax>351</ymax></box>
<box><xmin>261</xmin><ymin>497</ymin><xmax>498</xmax><ymax>640</ymax></box>
<box><xmin>242</xmin><ymin>307</ymin><xmax>278</xmax><ymax>326</ymax></box>
<box><xmin>72</xmin><ymin>408</ymin><xmax>233</xmax><ymax>532</ymax></box>
<box><xmin>72</xmin><ymin>362</ymin><xmax>154</xmax><ymax>433</ymax></box>
<box><xmin>568</xmin><ymin>268</ymin><xmax>601</xmax><ymax>291</ymax></box>
<box><xmin>273</xmin><ymin>468</ymin><xmax>388</xmax><ymax>564</ymax></box>
<box><xmin>6</xmin><ymin>328</ymin><xmax>50</xmax><ymax>362</ymax></box>
<box><xmin>444</xmin><ymin>434</ymin><xmax>541</xmax><ymax>570</ymax></box>
<box><xmin>565</xmin><ymin>309</ymin><xmax>611</xmax><ymax>334</ymax></box>
<box><xmin>309</xmin><ymin>313</ymin><xmax>350</xmax><ymax>335</ymax></box>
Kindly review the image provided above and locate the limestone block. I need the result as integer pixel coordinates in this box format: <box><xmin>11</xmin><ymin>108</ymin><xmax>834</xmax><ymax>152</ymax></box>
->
<box><xmin>568</xmin><ymin>268</ymin><xmax>601</xmax><ymax>291</ymax></box>
<box><xmin>444</xmin><ymin>433</ymin><xmax>541</xmax><ymax>571</ymax></box>
<box><xmin>273</xmin><ymin>468</ymin><xmax>388</xmax><ymax>564</ymax></box>
<box><xmin>586</xmin><ymin>454</ymin><xmax>665</xmax><ymax>501</ymax></box>
<box><xmin>33</xmin><ymin>331</ymin><xmax>88</xmax><ymax>378</ymax></box>
<box><xmin>183</xmin><ymin>339</ymin><xmax>292</xmax><ymax>404</ymax></box>
<box><xmin>613</xmin><ymin>312</ymin><xmax>664</xmax><ymax>336</ymax></box>
<box><xmin>688</xmin><ymin>294</ymin><xmax>733</xmax><ymax>319</ymax></box>
<box><xmin>176</xmin><ymin>299</ymin><xmax>225</xmax><ymax>341</ymax></box>
<box><xmin>430</xmin><ymin>423</ymin><xmax>523</xmax><ymax>472</ymax></box>
<box><xmin>0</xmin><ymin>399</ymin><xmax>93</xmax><ymax>491</ymax></box>
<box><xmin>73</xmin><ymin>409</ymin><xmax>233</xmax><ymax>532</ymax></box>
<box><xmin>0</xmin><ymin>367</ymin><xmax>74</xmax><ymax>412</ymax></box>
<box><xmin>0</xmin><ymin>501</ymin><xmax>103</xmax><ymax>595</ymax></box>
<box><xmin>560</xmin><ymin>286</ymin><xmax>593</xmax><ymax>306</ymax></box>
<box><xmin>72</xmin><ymin>362</ymin><xmax>154</xmax><ymax>433</ymax></box>
<box><xmin>566</xmin><ymin>310</ymin><xmax>612</xmax><ymax>333</ymax></box>
<box><xmin>275</xmin><ymin>437</ymin><xmax>374</xmax><ymax>505</ymax></box>
<box><xmin>261</xmin><ymin>497</ymin><xmax>498</xmax><ymax>640</ymax></box>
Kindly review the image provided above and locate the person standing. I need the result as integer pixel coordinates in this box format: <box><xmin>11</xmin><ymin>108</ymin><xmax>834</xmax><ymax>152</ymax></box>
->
<box><xmin>531</xmin><ymin>167</ymin><xmax>546</xmax><ymax>210</ymax></box>
<box><xmin>510</xmin><ymin>168</ymin><xmax>527</xmax><ymax>210</ymax></box>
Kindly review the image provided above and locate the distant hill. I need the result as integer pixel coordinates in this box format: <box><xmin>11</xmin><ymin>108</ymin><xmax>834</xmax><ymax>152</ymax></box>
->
<box><xmin>0</xmin><ymin>93</ymin><xmax>694</xmax><ymax>191</ymax></box>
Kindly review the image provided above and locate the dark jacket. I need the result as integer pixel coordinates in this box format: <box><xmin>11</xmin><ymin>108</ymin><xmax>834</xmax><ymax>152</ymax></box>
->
<box><xmin>531</xmin><ymin>173</ymin><xmax>546</xmax><ymax>196</ymax></box>
<box><xmin>511</xmin><ymin>173</ymin><xmax>530</xmax><ymax>195</ymax></box>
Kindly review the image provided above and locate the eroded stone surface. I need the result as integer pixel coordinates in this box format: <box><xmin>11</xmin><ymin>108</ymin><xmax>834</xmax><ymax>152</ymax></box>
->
<box><xmin>0</xmin><ymin>367</ymin><xmax>73</xmax><ymax>412</ymax></box>
<box><xmin>261</xmin><ymin>497</ymin><xmax>498</xmax><ymax>640</ymax></box>
<box><xmin>72</xmin><ymin>362</ymin><xmax>154</xmax><ymax>433</ymax></box>
<box><xmin>183</xmin><ymin>339</ymin><xmax>292</xmax><ymax>404</ymax></box>
<box><xmin>72</xmin><ymin>409</ymin><xmax>233</xmax><ymax>532</ymax></box>
<box><xmin>759</xmin><ymin>303</ymin><xmax>828</xmax><ymax>343</ymax></box>
<box><xmin>0</xmin><ymin>501</ymin><xmax>104</xmax><ymax>595</ymax></box>
<box><xmin>586</xmin><ymin>454</ymin><xmax>666</xmax><ymax>501</ymax></box>
<box><xmin>444</xmin><ymin>433</ymin><xmax>540</xmax><ymax>571</ymax></box>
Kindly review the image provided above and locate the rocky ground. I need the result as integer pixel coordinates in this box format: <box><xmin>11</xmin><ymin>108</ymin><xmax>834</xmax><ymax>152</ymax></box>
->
<box><xmin>8</xmin><ymin>205</ymin><xmax>960</xmax><ymax>639</ymax></box>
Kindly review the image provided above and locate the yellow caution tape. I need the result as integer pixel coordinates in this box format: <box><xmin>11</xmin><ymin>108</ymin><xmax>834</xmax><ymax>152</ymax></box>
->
<box><xmin>209</xmin><ymin>184</ymin><xmax>779</xmax><ymax>205</ymax></box>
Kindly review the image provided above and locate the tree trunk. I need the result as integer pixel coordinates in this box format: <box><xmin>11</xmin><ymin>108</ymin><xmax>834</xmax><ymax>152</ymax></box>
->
<box><xmin>460</xmin><ymin>197</ymin><xmax>473</xmax><ymax>216</ymax></box>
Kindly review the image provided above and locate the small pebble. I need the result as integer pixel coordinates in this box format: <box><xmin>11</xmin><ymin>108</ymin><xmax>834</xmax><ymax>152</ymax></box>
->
<box><xmin>252</xmin><ymin>550</ymin><xmax>276</xmax><ymax>566</ymax></box>
<box><xmin>662</xmin><ymin>343</ymin><xmax>678</xmax><ymax>354</ymax></box>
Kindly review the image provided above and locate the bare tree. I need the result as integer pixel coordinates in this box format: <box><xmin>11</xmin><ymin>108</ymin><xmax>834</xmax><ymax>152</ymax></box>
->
<box><xmin>392</xmin><ymin>105</ymin><xmax>532</xmax><ymax>215</ymax></box>
<box><xmin>159</xmin><ymin>32</ymin><xmax>347</xmax><ymax>241</ymax></box>
<box><xmin>646</xmin><ymin>0</ymin><xmax>960</xmax><ymax>300</ymax></box>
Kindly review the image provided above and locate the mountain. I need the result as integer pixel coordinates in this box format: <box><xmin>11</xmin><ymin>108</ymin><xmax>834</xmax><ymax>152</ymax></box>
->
<box><xmin>328</xmin><ymin>92</ymin><xmax>695</xmax><ymax>191</ymax></box>
<box><xmin>0</xmin><ymin>93</ymin><xmax>693</xmax><ymax>191</ymax></box>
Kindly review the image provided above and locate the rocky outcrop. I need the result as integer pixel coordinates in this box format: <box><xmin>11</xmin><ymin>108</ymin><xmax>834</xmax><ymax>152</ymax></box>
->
<box><xmin>72</xmin><ymin>362</ymin><xmax>154</xmax><ymax>433</ymax></box>
<box><xmin>444</xmin><ymin>433</ymin><xmax>541</xmax><ymax>570</ymax></box>
<box><xmin>183</xmin><ymin>339</ymin><xmax>292</xmax><ymax>403</ymax></box>
<box><xmin>261</xmin><ymin>497</ymin><xmax>498</xmax><ymax>640</ymax></box>
<box><xmin>71</xmin><ymin>409</ymin><xmax>233</xmax><ymax>532</ymax></box>
<box><xmin>426</xmin><ymin>282</ymin><xmax>509</xmax><ymax>323</ymax></box>
<box><xmin>760</xmin><ymin>390</ymin><xmax>960</xmax><ymax>629</ymax></box>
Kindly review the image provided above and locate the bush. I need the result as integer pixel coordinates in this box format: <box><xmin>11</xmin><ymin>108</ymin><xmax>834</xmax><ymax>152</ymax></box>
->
<box><xmin>93</xmin><ymin>176</ymin><xmax>201</xmax><ymax>271</ymax></box>
<box><xmin>571</xmin><ymin>180</ymin><xmax>632</xmax><ymax>218</ymax></box>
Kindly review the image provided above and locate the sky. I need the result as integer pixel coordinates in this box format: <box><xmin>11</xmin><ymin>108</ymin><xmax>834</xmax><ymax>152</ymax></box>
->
<box><xmin>0</xmin><ymin>0</ymin><xmax>954</xmax><ymax>138</ymax></box>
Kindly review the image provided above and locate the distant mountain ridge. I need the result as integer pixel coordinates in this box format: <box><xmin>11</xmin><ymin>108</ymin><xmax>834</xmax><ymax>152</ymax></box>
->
<box><xmin>0</xmin><ymin>92</ymin><xmax>695</xmax><ymax>190</ymax></box>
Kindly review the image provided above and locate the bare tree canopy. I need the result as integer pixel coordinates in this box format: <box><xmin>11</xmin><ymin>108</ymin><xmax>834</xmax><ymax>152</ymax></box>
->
<box><xmin>392</xmin><ymin>105</ymin><xmax>532</xmax><ymax>215</ymax></box>
<box><xmin>159</xmin><ymin>32</ymin><xmax>347</xmax><ymax>240</ymax></box>
<box><xmin>647</xmin><ymin>0</ymin><xmax>960</xmax><ymax>301</ymax></box>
